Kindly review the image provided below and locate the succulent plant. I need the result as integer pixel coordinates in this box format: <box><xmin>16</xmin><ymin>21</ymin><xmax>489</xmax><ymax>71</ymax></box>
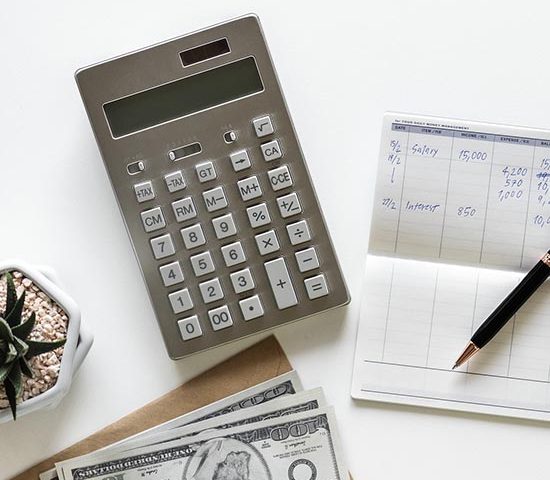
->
<box><xmin>0</xmin><ymin>272</ymin><xmax>66</xmax><ymax>419</ymax></box>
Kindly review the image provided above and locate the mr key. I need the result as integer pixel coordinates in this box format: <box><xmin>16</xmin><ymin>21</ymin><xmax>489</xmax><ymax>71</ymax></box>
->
<box><xmin>76</xmin><ymin>14</ymin><xmax>350</xmax><ymax>358</ymax></box>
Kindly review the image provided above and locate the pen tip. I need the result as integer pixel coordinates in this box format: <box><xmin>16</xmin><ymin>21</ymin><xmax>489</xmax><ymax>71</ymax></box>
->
<box><xmin>452</xmin><ymin>364</ymin><xmax>458</xmax><ymax>370</ymax></box>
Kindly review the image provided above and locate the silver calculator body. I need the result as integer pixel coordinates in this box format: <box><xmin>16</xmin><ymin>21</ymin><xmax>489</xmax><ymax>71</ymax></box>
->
<box><xmin>76</xmin><ymin>14</ymin><xmax>349</xmax><ymax>359</ymax></box>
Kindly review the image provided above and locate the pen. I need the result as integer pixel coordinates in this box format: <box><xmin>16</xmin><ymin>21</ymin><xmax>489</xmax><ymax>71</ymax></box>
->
<box><xmin>453</xmin><ymin>248</ymin><xmax>550</xmax><ymax>369</ymax></box>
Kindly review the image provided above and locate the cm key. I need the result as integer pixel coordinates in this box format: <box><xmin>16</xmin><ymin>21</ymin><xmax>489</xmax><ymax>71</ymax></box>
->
<box><xmin>264</xmin><ymin>257</ymin><xmax>298</xmax><ymax>309</ymax></box>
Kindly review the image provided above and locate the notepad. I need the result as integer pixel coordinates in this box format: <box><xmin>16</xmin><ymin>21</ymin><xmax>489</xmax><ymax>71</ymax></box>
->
<box><xmin>352</xmin><ymin>113</ymin><xmax>550</xmax><ymax>420</ymax></box>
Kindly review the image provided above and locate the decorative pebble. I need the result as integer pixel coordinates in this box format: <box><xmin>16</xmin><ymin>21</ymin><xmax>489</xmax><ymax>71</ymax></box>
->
<box><xmin>0</xmin><ymin>271</ymin><xmax>68</xmax><ymax>410</ymax></box>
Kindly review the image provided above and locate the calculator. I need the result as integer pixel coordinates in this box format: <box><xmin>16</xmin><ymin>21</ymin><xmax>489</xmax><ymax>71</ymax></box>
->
<box><xmin>76</xmin><ymin>14</ymin><xmax>349</xmax><ymax>359</ymax></box>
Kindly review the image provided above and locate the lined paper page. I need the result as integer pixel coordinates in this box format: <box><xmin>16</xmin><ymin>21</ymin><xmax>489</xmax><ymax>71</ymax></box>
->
<box><xmin>370</xmin><ymin>113</ymin><xmax>550</xmax><ymax>269</ymax></box>
<box><xmin>353</xmin><ymin>113</ymin><xmax>550</xmax><ymax>420</ymax></box>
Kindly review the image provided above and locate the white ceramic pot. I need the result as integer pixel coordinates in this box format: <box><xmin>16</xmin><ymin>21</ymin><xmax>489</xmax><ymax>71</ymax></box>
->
<box><xmin>0</xmin><ymin>260</ymin><xmax>93</xmax><ymax>423</ymax></box>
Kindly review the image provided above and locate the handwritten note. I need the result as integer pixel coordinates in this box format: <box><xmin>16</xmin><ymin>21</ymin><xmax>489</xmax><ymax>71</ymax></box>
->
<box><xmin>352</xmin><ymin>113</ymin><xmax>550</xmax><ymax>421</ymax></box>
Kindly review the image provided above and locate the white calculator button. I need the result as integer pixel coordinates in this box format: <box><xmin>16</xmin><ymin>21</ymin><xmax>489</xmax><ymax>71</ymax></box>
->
<box><xmin>304</xmin><ymin>274</ymin><xmax>329</xmax><ymax>300</ymax></box>
<box><xmin>189</xmin><ymin>252</ymin><xmax>216</xmax><ymax>277</ymax></box>
<box><xmin>277</xmin><ymin>192</ymin><xmax>302</xmax><ymax>218</ymax></box>
<box><xmin>295</xmin><ymin>247</ymin><xmax>319</xmax><ymax>273</ymax></box>
<box><xmin>208</xmin><ymin>305</ymin><xmax>233</xmax><ymax>331</ymax></box>
<box><xmin>268</xmin><ymin>165</ymin><xmax>293</xmax><ymax>191</ymax></box>
<box><xmin>189</xmin><ymin>251</ymin><xmax>215</xmax><ymax>277</ymax></box>
<box><xmin>199</xmin><ymin>278</ymin><xmax>224</xmax><ymax>304</ymax></box>
<box><xmin>246</xmin><ymin>203</ymin><xmax>271</xmax><ymax>228</ymax></box>
<box><xmin>180</xmin><ymin>224</ymin><xmax>206</xmax><ymax>249</ymax></box>
<box><xmin>168</xmin><ymin>288</ymin><xmax>194</xmax><ymax>314</ymax></box>
<box><xmin>239</xmin><ymin>295</ymin><xmax>264</xmax><ymax>321</ymax></box>
<box><xmin>264</xmin><ymin>258</ymin><xmax>298</xmax><ymax>310</ymax></box>
<box><xmin>203</xmin><ymin>186</ymin><xmax>228</xmax><ymax>212</ymax></box>
<box><xmin>141</xmin><ymin>206</ymin><xmax>166</xmax><ymax>233</ymax></box>
<box><xmin>164</xmin><ymin>171</ymin><xmax>186</xmax><ymax>193</ymax></box>
<box><xmin>230</xmin><ymin>150</ymin><xmax>251</xmax><ymax>172</ymax></box>
<box><xmin>255</xmin><ymin>230</ymin><xmax>280</xmax><ymax>256</ymax></box>
<box><xmin>221</xmin><ymin>241</ymin><xmax>246</xmax><ymax>267</ymax></box>
<box><xmin>178</xmin><ymin>315</ymin><xmax>202</xmax><ymax>341</ymax></box>
<box><xmin>159</xmin><ymin>261</ymin><xmax>184</xmax><ymax>286</ymax></box>
<box><xmin>196</xmin><ymin>161</ymin><xmax>216</xmax><ymax>183</ymax></box>
<box><xmin>212</xmin><ymin>213</ymin><xmax>237</xmax><ymax>239</ymax></box>
<box><xmin>261</xmin><ymin>140</ymin><xmax>282</xmax><ymax>162</ymax></box>
<box><xmin>253</xmin><ymin>115</ymin><xmax>274</xmax><ymax>137</ymax></box>
<box><xmin>230</xmin><ymin>268</ymin><xmax>255</xmax><ymax>294</ymax></box>
<box><xmin>172</xmin><ymin>197</ymin><xmax>197</xmax><ymax>223</ymax></box>
<box><xmin>286</xmin><ymin>220</ymin><xmax>311</xmax><ymax>245</ymax></box>
<box><xmin>134</xmin><ymin>181</ymin><xmax>155</xmax><ymax>203</ymax></box>
<box><xmin>237</xmin><ymin>176</ymin><xmax>262</xmax><ymax>202</ymax></box>
<box><xmin>150</xmin><ymin>233</ymin><xmax>175</xmax><ymax>259</ymax></box>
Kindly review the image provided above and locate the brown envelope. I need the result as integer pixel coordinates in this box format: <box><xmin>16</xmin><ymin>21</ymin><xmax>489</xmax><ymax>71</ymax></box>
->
<box><xmin>12</xmin><ymin>336</ymin><xmax>292</xmax><ymax>480</ymax></box>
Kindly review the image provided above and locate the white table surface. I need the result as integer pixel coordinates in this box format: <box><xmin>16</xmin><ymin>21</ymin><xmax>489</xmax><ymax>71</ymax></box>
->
<box><xmin>2</xmin><ymin>1</ymin><xmax>550</xmax><ymax>478</ymax></box>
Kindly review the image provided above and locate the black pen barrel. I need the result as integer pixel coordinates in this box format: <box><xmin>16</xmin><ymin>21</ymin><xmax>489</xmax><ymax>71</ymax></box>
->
<box><xmin>471</xmin><ymin>259</ymin><xmax>550</xmax><ymax>348</ymax></box>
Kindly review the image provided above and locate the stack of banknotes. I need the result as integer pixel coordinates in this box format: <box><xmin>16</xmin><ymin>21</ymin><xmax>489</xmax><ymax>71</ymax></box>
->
<box><xmin>40</xmin><ymin>371</ymin><xmax>348</xmax><ymax>480</ymax></box>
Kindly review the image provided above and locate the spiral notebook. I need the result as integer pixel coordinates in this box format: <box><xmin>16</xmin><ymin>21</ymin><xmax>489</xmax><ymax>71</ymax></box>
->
<box><xmin>352</xmin><ymin>113</ymin><xmax>550</xmax><ymax>421</ymax></box>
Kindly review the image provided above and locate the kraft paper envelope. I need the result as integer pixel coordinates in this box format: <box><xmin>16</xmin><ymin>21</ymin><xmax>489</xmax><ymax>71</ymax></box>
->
<box><xmin>12</xmin><ymin>336</ymin><xmax>293</xmax><ymax>480</ymax></box>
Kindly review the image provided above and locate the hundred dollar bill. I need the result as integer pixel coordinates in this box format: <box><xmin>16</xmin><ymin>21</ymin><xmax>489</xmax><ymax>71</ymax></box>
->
<box><xmin>57</xmin><ymin>387</ymin><xmax>326</xmax><ymax>473</ymax></box>
<box><xmin>41</xmin><ymin>371</ymin><xmax>302</xmax><ymax>480</ymax></box>
<box><xmin>58</xmin><ymin>407</ymin><xmax>347</xmax><ymax>480</ymax></box>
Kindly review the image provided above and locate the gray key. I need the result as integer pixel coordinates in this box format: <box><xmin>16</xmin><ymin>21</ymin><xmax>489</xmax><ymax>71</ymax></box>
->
<box><xmin>141</xmin><ymin>206</ymin><xmax>165</xmax><ymax>232</ymax></box>
<box><xmin>150</xmin><ymin>233</ymin><xmax>175</xmax><ymax>259</ymax></box>
<box><xmin>264</xmin><ymin>258</ymin><xmax>297</xmax><ymax>310</ymax></box>
<box><xmin>172</xmin><ymin>197</ymin><xmax>197</xmax><ymax>223</ymax></box>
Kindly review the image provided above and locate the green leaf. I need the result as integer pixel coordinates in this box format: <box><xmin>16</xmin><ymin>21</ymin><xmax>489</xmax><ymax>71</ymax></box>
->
<box><xmin>4</xmin><ymin>272</ymin><xmax>17</xmax><ymax>319</ymax></box>
<box><xmin>8</xmin><ymin>362</ymin><xmax>22</xmax><ymax>398</ymax></box>
<box><xmin>26</xmin><ymin>338</ymin><xmax>66</xmax><ymax>358</ymax></box>
<box><xmin>5</xmin><ymin>342</ymin><xmax>17</xmax><ymax>364</ymax></box>
<box><xmin>3</xmin><ymin>378</ymin><xmax>17</xmax><ymax>420</ymax></box>
<box><xmin>12</xmin><ymin>312</ymin><xmax>36</xmax><ymax>342</ymax></box>
<box><xmin>0</xmin><ymin>318</ymin><xmax>14</xmax><ymax>343</ymax></box>
<box><xmin>0</xmin><ymin>361</ymin><xmax>14</xmax><ymax>383</ymax></box>
<box><xmin>12</xmin><ymin>336</ymin><xmax>28</xmax><ymax>358</ymax></box>
<box><xmin>19</xmin><ymin>356</ymin><xmax>33</xmax><ymax>378</ymax></box>
<box><xmin>4</xmin><ymin>290</ymin><xmax>25</xmax><ymax>328</ymax></box>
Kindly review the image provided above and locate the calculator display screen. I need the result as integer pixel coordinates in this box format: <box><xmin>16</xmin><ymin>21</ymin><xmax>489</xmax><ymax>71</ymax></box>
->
<box><xmin>103</xmin><ymin>56</ymin><xmax>263</xmax><ymax>138</ymax></box>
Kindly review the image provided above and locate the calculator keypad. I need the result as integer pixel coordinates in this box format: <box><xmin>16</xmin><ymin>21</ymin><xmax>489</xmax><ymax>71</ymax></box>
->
<box><xmin>133</xmin><ymin>112</ymin><xmax>346</xmax><ymax>356</ymax></box>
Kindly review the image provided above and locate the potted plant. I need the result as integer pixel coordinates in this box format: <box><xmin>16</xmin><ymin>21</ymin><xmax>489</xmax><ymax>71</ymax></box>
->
<box><xmin>0</xmin><ymin>260</ymin><xmax>93</xmax><ymax>422</ymax></box>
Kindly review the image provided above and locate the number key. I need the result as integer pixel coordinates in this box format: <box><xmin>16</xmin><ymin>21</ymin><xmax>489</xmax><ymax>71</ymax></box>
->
<box><xmin>190</xmin><ymin>251</ymin><xmax>215</xmax><ymax>277</ymax></box>
<box><xmin>178</xmin><ymin>315</ymin><xmax>202</xmax><ymax>341</ymax></box>
<box><xmin>212</xmin><ymin>213</ymin><xmax>237</xmax><ymax>239</ymax></box>
<box><xmin>181</xmin><ymin>224</ymin><xmax>206</xmax><ymax>249</ymax></box>
<box><xmin>199</xmin><ymin>278</ymin><xmax>224</xmax><ymax>304</ymax></box>
<box><xmin>150</xmin><ymin>233</ymin><xmax>175</xmax><ymax>259</ymax></box>
<box><xmin>221</xmin><ymin>241</ymin><xmax>246</xmax><ymax>267</ymax></box>
<box><xmin>208</xmin><ymin>305</ymin><xmax>233</xmax><ymax>331</ymax></box>
<box><xmin>230</xmin><ymin>268</ymin><xmax>255</xmax><ymax>294</ymax></box>
<box><xmin>159</xmin><ymin>261</ymin><xmax>184</xmax><ymax>286</ymax></box>
<box><xmin>168</xmin><ymin>288</ymin><xmax>194</xmax><ymax>314</ymax></box>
